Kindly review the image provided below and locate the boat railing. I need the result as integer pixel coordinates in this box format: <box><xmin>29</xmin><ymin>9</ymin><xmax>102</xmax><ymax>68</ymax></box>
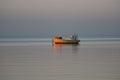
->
<box><xmin>55</xmin><ymin>37</ymin><xmax>62</xmax><ymax>39</ymax></box>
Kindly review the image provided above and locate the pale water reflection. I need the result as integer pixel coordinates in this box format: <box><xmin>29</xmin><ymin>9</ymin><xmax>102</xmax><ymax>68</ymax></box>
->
<box><xmin>0</xmin><ymin>43</ymin><xmax>120</xmax><ymax>80</ymax></box>
<box><xmin>53</xmin><ymin>44</ymin><xmax>80</xmax><ymax>54</ymax></box>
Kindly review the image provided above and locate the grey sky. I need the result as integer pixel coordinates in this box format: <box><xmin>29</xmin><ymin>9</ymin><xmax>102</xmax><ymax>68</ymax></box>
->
<box><xmin>0</xmin><ymin>0</ymin><xmax>120</xmax><ymax>37</ymax></box>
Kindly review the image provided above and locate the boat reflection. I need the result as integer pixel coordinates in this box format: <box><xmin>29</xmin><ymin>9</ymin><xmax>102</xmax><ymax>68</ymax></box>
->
<box><xmin>53</xmin><ymin>44</ymin><xmax>80</xmax><ymax>54</ymax></box>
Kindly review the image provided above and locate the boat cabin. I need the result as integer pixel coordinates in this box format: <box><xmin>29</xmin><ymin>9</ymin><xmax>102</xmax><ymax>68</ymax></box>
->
<box><xmin>70</xmin><ymin>34</ymin><xmax>78</xmax><ymax>40</ymax></box>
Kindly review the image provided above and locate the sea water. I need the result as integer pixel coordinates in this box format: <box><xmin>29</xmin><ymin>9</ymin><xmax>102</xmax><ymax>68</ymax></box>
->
<box><xmin>0</xmin><ymin>37</ymin><xmax>120</xmax><ymax>80</ymax></box>
<box><xmin>0</xmin><ymin>37</ymin><xmax>120</xmax><ymax>45</ymax></box>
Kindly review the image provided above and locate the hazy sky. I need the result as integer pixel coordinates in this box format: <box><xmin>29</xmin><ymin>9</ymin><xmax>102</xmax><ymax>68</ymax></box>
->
<box><xmin>0</xmin><ymin>0</ymin><xmax>120</xmax><ymax>37</ymax></box>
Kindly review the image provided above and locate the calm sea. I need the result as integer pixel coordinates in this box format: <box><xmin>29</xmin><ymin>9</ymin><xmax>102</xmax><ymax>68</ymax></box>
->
<box><xmin>0</xmin><ymin>37</ymin><xmax>120</xmax><ymax>45</ymax></box>
<box><xmin>0</xmin><ymin>37</ymin><xmax>120</xmax><ymax>80</ymax></box>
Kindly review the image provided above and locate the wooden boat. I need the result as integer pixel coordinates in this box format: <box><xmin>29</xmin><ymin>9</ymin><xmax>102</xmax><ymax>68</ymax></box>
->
<box><xmin>53</xmin><ymin>37</ymin><xmax>80</xmax><ymax>44</ymax></box>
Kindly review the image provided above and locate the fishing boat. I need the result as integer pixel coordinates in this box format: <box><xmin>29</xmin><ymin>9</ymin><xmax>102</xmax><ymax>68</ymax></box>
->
<box><xmin>53</xmin><ymin>34</ymin><xmax>80</xmax><ymax>44</ymax></box>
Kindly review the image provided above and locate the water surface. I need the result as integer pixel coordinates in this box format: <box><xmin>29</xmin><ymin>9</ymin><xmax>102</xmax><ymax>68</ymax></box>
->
<box><xmin>0</xmin><ymin>38</ymin><xmax>120</xmax><ymax>80</ymax></box>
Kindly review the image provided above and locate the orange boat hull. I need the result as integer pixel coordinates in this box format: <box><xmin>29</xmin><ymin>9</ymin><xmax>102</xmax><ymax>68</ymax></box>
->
<box><xmin>53</xmin><ymin>38</ymin><xmax>80</xmax><ymax>44</ymax></box>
